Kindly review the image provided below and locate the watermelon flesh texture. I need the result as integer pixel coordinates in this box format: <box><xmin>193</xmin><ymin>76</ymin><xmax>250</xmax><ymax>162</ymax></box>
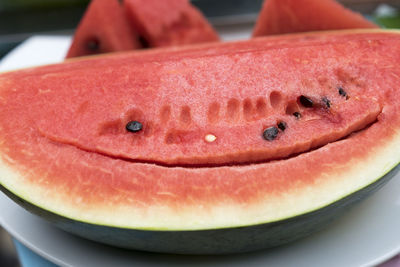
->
<box><xmin>253</xmin><ymin>0</ymin><xmax>379</xmax><ymax>37</ymax></box>
<box><xmin>66</xmin><ymin>0</ymin><xmax>142</xmax><ymax>58</ymax></box>
<box><xmin>0</xmin><ymin>30</ymin><xmax>400</xmax><ymax>253</ymax></box>
<box><xmin>36</xmin><ymin>58</ymin><xmax>380</xmax><ymax>166</ymax></box>
<box><xmin>123</xmin><ymin>0</ymin><xmax>220</xmax><ymax>47</ymax></box>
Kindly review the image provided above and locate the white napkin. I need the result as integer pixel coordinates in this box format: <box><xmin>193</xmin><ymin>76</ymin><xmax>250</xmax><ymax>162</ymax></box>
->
<box><xmin>0</xmin><ymin>35</ymin><xmax>71</xmax><ymax>72</ymax></box>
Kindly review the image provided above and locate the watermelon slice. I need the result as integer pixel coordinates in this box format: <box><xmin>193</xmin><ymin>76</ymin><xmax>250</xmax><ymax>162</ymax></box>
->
<box><xmin>253</xmin><ymin>0</ymin><xmax>379</xmax><ymax>37</ymax></box>
<box><xmin>123</xmin><ymin>0</ymin><xmax>220</xmax><ymax>47</ymax></box>
<box><xmin>66</xmin><ymin>0</ymin><xmax>142</xmax><ymax>58</ymax></box>
<box><xmin>1</xmin><ymin>30</ymin><xmax>400</xmax><ymax>254</ymax></box>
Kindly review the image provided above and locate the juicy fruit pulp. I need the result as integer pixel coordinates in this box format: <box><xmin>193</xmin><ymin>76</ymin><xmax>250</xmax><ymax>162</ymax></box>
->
<box><xmin>253</xmin><ymin>0</ymin><xmax>378</xmax><ymax>37</ymax></box>
<box><xmin>0</xmin><ymin>30</ymin><xmax>400</xmax><ymax>254</ymax></box>
<box><xmin>35</xmin><ymin>70</ymin><xmax>381</xmax><ymax>166</ymax></box>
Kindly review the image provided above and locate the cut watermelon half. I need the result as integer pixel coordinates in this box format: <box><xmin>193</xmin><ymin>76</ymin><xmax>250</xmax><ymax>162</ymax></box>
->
<box><xmin>253</xmin><ymin>0</ymin><xmax>379</xmax><ymax>37</ymax></box>
<box><xmin>66</xmin><ymin>0</ymin><xmax>142</xmax><ymax>58</ymax></box>
<box><xmin>1</xmin><ymin>30</ymin><xmax>400</xmax><ymax>254</ymax></box>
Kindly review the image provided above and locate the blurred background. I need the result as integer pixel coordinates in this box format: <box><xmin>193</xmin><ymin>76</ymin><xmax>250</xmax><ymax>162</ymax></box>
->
<box><xmin>0</xmin><ymin>0</ymin><xmax>399</xmax><ymax>266</ymax></box>
<box><xmin>0</xmin><ymin>0</ymin><xmax>400</xmax><ymax>58</ymax></box>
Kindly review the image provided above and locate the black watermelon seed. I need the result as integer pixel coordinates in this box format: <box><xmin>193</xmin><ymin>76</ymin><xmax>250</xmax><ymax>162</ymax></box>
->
<box><xmin>126</xmin><ymin>121</ymin><xmax>143</xmax><ymax>133</ymax></box>
<box><xmin>322</xmin><ymin>97</ymin><xmax>331</xmax><ymax>108</ymax></box>
<box><xmin>338</xmin><ymin>87</ymin><xmax>347</xmax><ymax>98</ymax></box>
<box><xmin>277</xmin><ymin>121</ymin><xmax>287</xmax><ymax>131</ymax></box>
<box><xmin>299</xmin><ymin>95</ymin><xmax>313</xmax><ymax>108</ymax></box>
<box><xmin>293</xmin><ymin>112</ymin><xmax>301</xmax><ymax>119</ymax></box>
<box><xmin>87</xmin><ymin>38</ymin><xmax>100</xmax><ymax>52</ymax></box>
<box><xmin>263</xmin><ymin>126</ymin><xmax>279</xmax><ymax>141</ymax></box>
<box><xmin>138</xmin><ymin>35</ymin><xmax>150</xmax><ymax>49</ymax></box>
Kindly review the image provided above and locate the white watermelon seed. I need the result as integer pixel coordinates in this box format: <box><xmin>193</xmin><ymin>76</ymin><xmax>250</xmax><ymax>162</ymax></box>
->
<box><xmin>205</xmin><ymin>134</ymin><xmax>217</xmax><ymax>143</ymax></box>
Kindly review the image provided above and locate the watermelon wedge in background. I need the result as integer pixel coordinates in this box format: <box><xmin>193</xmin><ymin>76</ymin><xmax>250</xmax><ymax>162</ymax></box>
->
<box><xmin>67</xmin><ymin>0</ymin><xmax>219</xmax><ymax>58</ymax></box>
<box><xmin>253</xmin><ymin>0</ymin><xmax>379</xmax><ymax>37</ymax></box>
<box><xmin>123</xmin><ymin>0</ymin><xmax>219</xmax><ymax>47</ymax></box>
<box><xmin>66</xmin><ymin>0</ymin><xmax>142</xmax><ymax>58</ymax></box>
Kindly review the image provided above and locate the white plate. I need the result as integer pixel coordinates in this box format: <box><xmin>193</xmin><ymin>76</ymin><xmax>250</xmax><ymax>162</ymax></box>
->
<box><xmin>1</xmin><ymin>35</ymin><xmax>400</xmax><ymax>267</ymax></box>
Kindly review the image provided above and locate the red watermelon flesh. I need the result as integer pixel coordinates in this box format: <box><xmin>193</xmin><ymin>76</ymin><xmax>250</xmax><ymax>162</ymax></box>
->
<box><xmin>0</xmin><ymin>31</ymin><xmax>394</xmax><ymax>168</ymax></box>
<box><xmin>66</xmin><ymin>0</ymin><xmax>142</xmax><ymax>58</ymax></box>
<box><xmin>123</xmin><ymin>0</ymin><xmax>220</xmax><ymax>47</ymax></box>
<box><xmin>34</xmin><ymin>60</ymin><xmax>380</xmax><ymax>166</ymax></box>
<box><xmin>253</xmin><ymin>0</ymin><xmax>379</xmax><ymax>37</ymax></box>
